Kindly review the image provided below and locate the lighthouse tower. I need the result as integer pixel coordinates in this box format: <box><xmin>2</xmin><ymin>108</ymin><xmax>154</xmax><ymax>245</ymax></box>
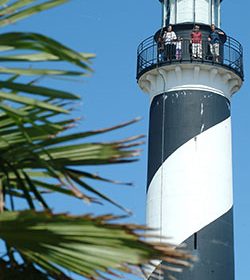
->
<box><xmin>136</xmin><ymin>0</ymin><xmax>244</xmax><ymax>279</ymax></box>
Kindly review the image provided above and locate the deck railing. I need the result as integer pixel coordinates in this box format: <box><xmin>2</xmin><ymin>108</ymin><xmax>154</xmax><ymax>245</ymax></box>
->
<box><xmin>136</xmin><ymin>35</ymin><xmax>244</xmax><ymax>80</ymax></box>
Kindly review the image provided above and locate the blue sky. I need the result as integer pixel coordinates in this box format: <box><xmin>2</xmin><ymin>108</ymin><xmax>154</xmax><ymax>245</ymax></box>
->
<box><xmin>7</xmin><ymin>0</ymin><xmax>250</xmax><ymax>279</ymax></box>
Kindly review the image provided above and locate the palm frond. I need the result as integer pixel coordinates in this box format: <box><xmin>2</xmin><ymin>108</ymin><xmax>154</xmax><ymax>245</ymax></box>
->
<box><xmin>0</xmin><ymin>32</ymin><xmax>92</xmax><ymax>71</ymax></box>
<box><xmin>0</xmin><ymin>0</ymin><xmax>69</xmax><ymax>27</ymax></box>
<box><xmin>0</xmin><ymin>211</ymin><xmax>195</xmax><ymax>280</ymax></box>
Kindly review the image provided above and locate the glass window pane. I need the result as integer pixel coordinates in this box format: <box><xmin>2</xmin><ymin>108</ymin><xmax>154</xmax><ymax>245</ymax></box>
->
<box><xmin>169</xmin><ymin>0</ymin><xmax>176</xmax><ymax>24</ymax></box>
<box><xmin>214</xmin><ymin>0</ymin><xmax>219</xmax><ymax>26</ymax></box>
<box><xmin>177</xmin><ymin>0</ymin><xmax>194</xmax><ymax>23</ymax></box>
<box><xmin>195</xmin><ymin>0</ymin><xmax>209</xmax><ymax>24</ymax></box>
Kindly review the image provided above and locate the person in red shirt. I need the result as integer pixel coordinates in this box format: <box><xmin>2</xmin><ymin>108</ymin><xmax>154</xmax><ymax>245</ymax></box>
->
<box><xmin>190</xmin><ymin>25</ymin><xmax>202</xmax><ymax>59</ymax></box>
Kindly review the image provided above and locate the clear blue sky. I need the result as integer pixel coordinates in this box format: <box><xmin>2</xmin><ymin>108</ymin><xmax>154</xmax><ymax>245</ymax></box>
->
<box><xmin>8</xmin><ymin>0</ymin><xmax>250</xmax><ymax>279</ymax></box>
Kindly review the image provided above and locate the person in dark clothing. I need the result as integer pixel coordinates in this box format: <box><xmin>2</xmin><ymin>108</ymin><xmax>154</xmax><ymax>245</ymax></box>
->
<box><xmin>208</xmin><ymin>24</ymin><xmax>225</xmax><ymax>62</ymax></box>
<box><xmin>157</xmin><ymin>33</ymin><xmax>165</xmax><ymax>62</ymax></box>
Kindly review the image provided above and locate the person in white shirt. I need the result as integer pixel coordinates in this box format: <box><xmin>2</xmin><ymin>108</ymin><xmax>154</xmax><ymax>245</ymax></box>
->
<box><xmin>163</xmin><ymin>25</ymin><xmax>177</xmax><ymax>61</ymax></box>
<box><xmin>176</xmin><ymin>36</ymin><xmax>182</xmax><ymax>60</ymax></box>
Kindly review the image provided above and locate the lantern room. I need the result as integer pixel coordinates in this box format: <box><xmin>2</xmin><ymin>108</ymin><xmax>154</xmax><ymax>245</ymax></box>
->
<box><xmin>159</xmin><ymin>0</ymin><xmax>222</xmax><ymax>27</ymax></box>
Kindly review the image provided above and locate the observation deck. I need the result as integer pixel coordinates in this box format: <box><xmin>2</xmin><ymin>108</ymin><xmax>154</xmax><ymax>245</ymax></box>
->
<box><xmin>136</xmin><ymin>24</ymin><xmax>244</xmax><ymax>83</ymax></box>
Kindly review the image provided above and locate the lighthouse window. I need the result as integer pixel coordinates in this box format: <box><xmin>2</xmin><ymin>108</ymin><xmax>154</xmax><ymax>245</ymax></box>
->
<box><xmin>195</xmin><ymin>0</ymin><xmax>209</xmax><ymax>24</ymax></box>
<box><xmin>165</xmin><ymin>0</ymin><xmax>221</xmax><ymax>26</ymax></box>
<box><xmin>167</xmin><ymin>0</ymin><xmax>176</xmax><ymax>25</ymax></box>
<box><xmin>211</xmin><ymin>0</ymin><xmax>220</xmax><ymax>26</ymax></box>
<box><xmin>177</xmin><ymin>0</ymin><xmax>194</xmax><ymax>23</ymax></box>
<box><xmin>214</xmin><ymin>0</ymin><xmax>219</xmax><ymax>26</ymax></box>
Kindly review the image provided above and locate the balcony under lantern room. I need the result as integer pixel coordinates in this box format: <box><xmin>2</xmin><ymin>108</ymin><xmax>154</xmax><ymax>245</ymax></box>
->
<box><xmin>137</xmin><ymin>0</ymin><xmax>243</xmax><ymax>83</ymax></box>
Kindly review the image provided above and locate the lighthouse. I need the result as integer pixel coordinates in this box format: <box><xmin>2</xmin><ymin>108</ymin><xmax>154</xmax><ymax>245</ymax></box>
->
<box><xmin>136</xmin><ymin>0</ymin><xmax>244</xmax><ymax>279</ymax></box>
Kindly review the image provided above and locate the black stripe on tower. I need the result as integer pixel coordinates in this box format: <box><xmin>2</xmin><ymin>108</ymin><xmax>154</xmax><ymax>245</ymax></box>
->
<box><xmin>163</xmin><ymin>208</ymin><xmax>234</xmax><ymax>280</ymax></box>
<box><xmin>149</xmin><ymin>208</ymin><xmax>234</xmax><ymax>280</ymax></box>
<box><xmin>147</xmin><ymin>90</ymin><xmax>231</xmax><ymax>191</ymax></box>
<box><xmin>147</xmin><ymin>90</ymin><xmax>234</xmax><ymax>280</ymax></box>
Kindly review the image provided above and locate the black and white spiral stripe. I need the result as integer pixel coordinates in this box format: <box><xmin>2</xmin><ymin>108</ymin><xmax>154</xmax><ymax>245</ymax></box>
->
<box><xmin>147</xmin><ymin>90</ymin><xmax>234</xmax><ymax>280</ymax></box>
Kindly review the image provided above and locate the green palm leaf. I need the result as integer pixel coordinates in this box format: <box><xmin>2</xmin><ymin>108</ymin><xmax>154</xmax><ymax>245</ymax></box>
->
<box><xmin>0</xmin><ymin>0</ymin><xmax>69</xmax><ymax>27</ymax></box>
<box><xmin>0</xmin><ymin>211</ymin><xmax>194</xmax><ymax>279</ymax></box>
<box><xmin>0</xmin><ymin>91</ymin><xmax>69</xmax><ymax>113</ymax></box>
<box><xmin>0</xmin><ymin>52</ymin><xmax>95</xmax><ymax>62</ymax></box>
<box><xmin>0</xmin><ymin>81</ymin><xmax>79</xmax><ymax>99</ymax></box>
<box><xmin>1</xmin><ymin>131</ymin><xmax>143</xmax><ymax>209</ymax></box>
<box><xmin>41</xmin><ymin>118</ymin><xmax>143</xmax><ymax>147</ymax></box>
<box><xmin>0</xmin><ymin>66</ymin><xmax>85</xmax><ymax>76</ymax></box>
<box><xmin>0</xmin><ymin>0</ymin><xmax>36</xmax><ymax>16</ymax></box>
<box><xmin>0</xmin><ymin>32</ymin><xmax>92</xmax><ymax>71</ymax></box>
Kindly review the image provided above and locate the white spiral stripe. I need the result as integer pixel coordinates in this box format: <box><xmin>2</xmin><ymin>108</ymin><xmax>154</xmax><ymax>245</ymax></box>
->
<box><xmin>147</xmin><ymin>116</ymin><xmax>233</xmax><ymax>245</ymax></box>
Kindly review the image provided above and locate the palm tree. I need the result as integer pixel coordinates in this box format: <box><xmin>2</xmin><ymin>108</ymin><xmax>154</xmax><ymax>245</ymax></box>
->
<box><xmin>0</xmin><ymin>1</ymin><xmax>194</xmax><ymax>279</ymax></box>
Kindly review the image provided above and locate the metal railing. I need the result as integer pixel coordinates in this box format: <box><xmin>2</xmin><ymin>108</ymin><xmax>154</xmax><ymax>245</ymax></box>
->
<box><xmin>136</xmin><ymin>35</ymin><xmax>244</xmax><ymax>80</ymax></box>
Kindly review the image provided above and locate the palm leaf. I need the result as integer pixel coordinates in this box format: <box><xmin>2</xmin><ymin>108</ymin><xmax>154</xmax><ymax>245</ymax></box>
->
<box><xmin>0</xmin><ymin>32</ymin><xmax>92</xmax><ymax>71</ymax></box>
<box><xmin>41</xmin><ymin>118</ymin><xmax>143</xmax><ymax>147</ymax></box>
<box><xmin>0</xmin><ymin>81</ymin><xmax>79</xmax><ymax>99</ymax></box>
<box><xmin>0</xmin><ymin>91</ymin><xmax>69</xmax><ymax>113</ymax></box>
<box><xmin>66</xmin><ymin>167</ymin><xmax>133</xmax><ymax>186</ymax></box>
<box><xmin>0</xmin><ymin>130</ymin><xmax>142</xmax><ymax>209</ymax></box>
<box><xmin>0</xmin><ymin>0</ymin><xmax>36</xmax><ymax>16</ymax></box>
<box><xmin>0</xmin><ymin>66</ymin><xmax>85</xmax><ymax>76</ymax></box>
<box><xmin>0</xmin><ymin>211</ymin><xmax>194</xmax><ymax>279</ymax></box>
<box><xmin>0</xmin><ymin>52</ymin><xmax>95</xmax><ymax>62</ymax></box>
<box><xmin>0</xmin><ymin>0</ymin><xmax>69</xmax><ymax>27</ymax></box>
